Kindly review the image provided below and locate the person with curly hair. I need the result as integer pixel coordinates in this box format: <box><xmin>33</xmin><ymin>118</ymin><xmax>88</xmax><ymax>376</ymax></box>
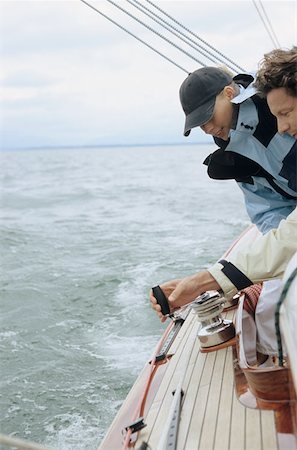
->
<box><xmin>255</xmin><ymin>46</ymin><xmax>297</xmax><ymax>138</ymax></box>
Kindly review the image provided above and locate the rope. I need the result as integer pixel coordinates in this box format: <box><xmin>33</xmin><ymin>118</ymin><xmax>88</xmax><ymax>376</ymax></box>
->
<box><xmin>105</xmin><ymin>0</ymin><xmax>207</xmax><ymax>67</ymax></box>
<box><xmin>258</xmin><ymin>0</ymin><xmax>280</xmax><ymax>46</ymax></box>
<box><xmin>127</xmin><ymin>0</ymin><xmax>239</xmax><ymax>73</ymax></box>
<box><xmin>144</xmin><ymin>0</ymin><xmax>245</xmax><ymax>72</ymax></box>
<box><xmin>0</xmin><ymin>434</ymin><xmax>55</xmax><ymax>450</ymax></box>
<box><xmin>242</xmin><ymin>283</ymin><xmax>262</xmax><ymax>319</ymax></box>
<box><xmin>79</xmin><ymin>0</ymin><xmax>189</xmax><ymax>73</ymax></box>
<box><xmin>80</xmin><ymin>0</ymin><xmax>245</xmax><ymax>73</ymax></box>
<box><xmin>275</xmin><ymin>267</ymin><xmax>297</xmax><ymax>367</ymax></box>
<box><xmin>252</xmin><ymin>0</ymin><xmax>280</xmax><ymax>48</ymax></box>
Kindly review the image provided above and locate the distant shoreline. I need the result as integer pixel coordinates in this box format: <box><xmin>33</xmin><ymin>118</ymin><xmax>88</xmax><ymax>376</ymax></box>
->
<box><xmin>0</xmin><ymin>141</ymin><xmax>212</xmax><ymax>152</ymax></box>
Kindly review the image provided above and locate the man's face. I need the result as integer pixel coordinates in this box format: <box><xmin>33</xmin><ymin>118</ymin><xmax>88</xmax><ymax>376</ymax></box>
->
<box><xmin>200</xmin><ymin>91</ymin><xmax>234</xmax><ymax>141</ymax></box>
<box><xmin>267</xmin><ymin>87</ymin><xmax>297</xmax><ymax>138</ymax></box>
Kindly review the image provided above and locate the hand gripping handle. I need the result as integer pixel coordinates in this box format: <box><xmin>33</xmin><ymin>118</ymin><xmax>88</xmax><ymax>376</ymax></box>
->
<box><xmin>152</xmin><ymin>285</ymin><xmax>170</xmax><ymax>316</ymax></box>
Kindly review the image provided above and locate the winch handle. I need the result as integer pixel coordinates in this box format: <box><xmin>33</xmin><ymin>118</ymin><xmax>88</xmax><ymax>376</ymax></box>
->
<box><xmin>152</xmin><ymin>285</ymin><xmax>171</xmax><ymax>316</ymax></box>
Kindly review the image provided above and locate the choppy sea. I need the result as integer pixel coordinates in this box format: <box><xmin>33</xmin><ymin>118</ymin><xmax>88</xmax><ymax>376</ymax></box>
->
<box><xmin>0</xmin><ymin>144</ymin><xmax>249</xmax><ymax>449</ymax></box>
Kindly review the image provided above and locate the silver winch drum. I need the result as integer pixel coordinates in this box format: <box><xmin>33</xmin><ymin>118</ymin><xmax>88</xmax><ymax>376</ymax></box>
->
<box><xmin>192</xmin><ymin>291</ymin><xmax>236</xmax><ymax>348</ymax></box>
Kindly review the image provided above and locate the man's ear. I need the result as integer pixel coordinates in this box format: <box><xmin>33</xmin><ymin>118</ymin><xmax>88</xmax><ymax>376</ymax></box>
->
<box><xmin>223</xmin><ymin>85</ymin><xmax>236</xmax><ymax>100</ymax></box>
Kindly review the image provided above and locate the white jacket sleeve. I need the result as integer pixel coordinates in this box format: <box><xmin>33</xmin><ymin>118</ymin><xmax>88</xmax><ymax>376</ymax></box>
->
<box><xmin>208</xmin><ymin>207</ymin><xmax>297</xmax><ymax>298</ymax></box>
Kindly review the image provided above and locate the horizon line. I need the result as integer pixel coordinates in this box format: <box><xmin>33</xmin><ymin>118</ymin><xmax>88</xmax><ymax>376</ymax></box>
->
<box><xmin>0</xmin><ymin>141</ymin><xmax>212</xmax><ymax>151</ymax></box>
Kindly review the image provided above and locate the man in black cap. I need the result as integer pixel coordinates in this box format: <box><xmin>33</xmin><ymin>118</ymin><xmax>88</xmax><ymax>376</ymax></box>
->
<box><xmin>180</xmin><ymin>66</ymin><xmax>234</xmax><ymax>140</ymax></box>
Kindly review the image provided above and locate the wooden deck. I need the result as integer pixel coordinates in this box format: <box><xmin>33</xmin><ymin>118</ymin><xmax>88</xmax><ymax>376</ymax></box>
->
<box><xmin>99</xmin><ymin>228</ymin><xmax>297</xmax><ymax>450</ymax></box>
<box><xmin>136</xmin><ymin>308</ymin><xmax>278</xmax><ymax>450</ymax></box>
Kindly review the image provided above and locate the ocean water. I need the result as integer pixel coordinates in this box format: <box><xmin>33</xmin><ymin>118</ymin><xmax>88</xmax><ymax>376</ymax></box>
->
<box><xmin>0</xmin><ymin>144</ymin><xmax>249</xmax><ymax>450</ymax></box>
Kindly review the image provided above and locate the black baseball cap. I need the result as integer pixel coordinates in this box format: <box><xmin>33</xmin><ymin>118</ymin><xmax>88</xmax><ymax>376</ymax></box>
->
<box><xmin>179</xmin><ymin>67</ymin><xmax>233</xmax><ymax>136</ymax></box>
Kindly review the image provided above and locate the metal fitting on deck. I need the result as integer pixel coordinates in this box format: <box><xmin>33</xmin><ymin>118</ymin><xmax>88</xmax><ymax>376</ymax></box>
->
<box><xmin>192</xmin><ymin>291</ymin><xmax>236</xmax><ymax>348</ymax></box>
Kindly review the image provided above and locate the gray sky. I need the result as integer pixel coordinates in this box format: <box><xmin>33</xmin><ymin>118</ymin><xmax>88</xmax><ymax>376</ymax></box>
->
<box><xmin>1</xmin><ymin>0</ymin><xmax>296</xmax><ymax>149</ymax></box>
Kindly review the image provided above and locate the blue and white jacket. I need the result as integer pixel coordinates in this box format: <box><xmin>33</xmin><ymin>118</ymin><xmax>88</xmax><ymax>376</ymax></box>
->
<box><xmin>204</xmin><ymin>74</ymin><xmax>297</xmax><ymax>234</ymax></box>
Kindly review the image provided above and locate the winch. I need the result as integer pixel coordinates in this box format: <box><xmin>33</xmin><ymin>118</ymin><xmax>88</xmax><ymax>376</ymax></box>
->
<box><xmin>152</xmin><ymin>285</ymin><xmax>236</xmax><ymax>349</ymax></box>
<box><xmin>191</xmin><ymin>291</ymin><xmax>235</xmax><ymax>348</ymax></box>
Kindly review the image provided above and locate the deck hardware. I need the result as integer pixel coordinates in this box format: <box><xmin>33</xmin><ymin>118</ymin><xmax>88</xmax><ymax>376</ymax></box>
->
<box><xmin>165</xmin><ymin>387</ymin><xmax>183</xmax><ymax>450</ymax></box>
<box><xmin>154</xmin><ymin>318</ymin><xmax>185</xmax><ymax>361</ymax></box>
<box><xmin>136</xmin><ymin>443</ymin><xmax>150</xmax><ymax>450</ymax></box>
<box><xmin>124</xmin><ymin>417</ymin><xmax>147</xmax><ymax>434</ymax></box>
<box><xmin>224</xmin><ymin>293</ymin><xmax>240</xmax><ymax>309</ymax></box>
<box><xmin>192</xmin><ymin>291</ymin><xmax>235</xmax><ymax>348</ymax></box>
<box><xmin>172</xmin><ymin>388</ymin><xmax>184</xmax><ymax>397</ymax></box>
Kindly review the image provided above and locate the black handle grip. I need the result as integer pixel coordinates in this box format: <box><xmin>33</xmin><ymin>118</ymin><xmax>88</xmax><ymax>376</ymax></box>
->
<box><xmin>152</xmin><ymin>285</ymin><xmax>170</xmax><ymax>316</ymax></box>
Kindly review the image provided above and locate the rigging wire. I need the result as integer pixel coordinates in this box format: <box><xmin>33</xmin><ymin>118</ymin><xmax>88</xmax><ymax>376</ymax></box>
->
<box><xmin>252</xmin><ymin>0</ymin><xmax>280</xmax><ymax>48</ymax></box>
<box><xmin>126</xmin><ymin>0</ymin><xmax>240</xmax><ymax>73</ymax></box>
<box><xmin>144</xmin><ymin>0</ymin><xmax>245</xmax><ymax>72</ymax></box>
<box><xmin>80</xmin><ymin>0</ymin><xmax>245</xmax><ymax>74</ymax></box>
<box><xmin>79</xmin><ymin>0</ymin><xmax>190</xmax><ymax>73</ymax></box>
<box><xmin>104</xmin><ymin>0</ymin><xmax>208</xmax><ymax>68</ymax></box>
<box><xmin>258</xmin><ymin>0</ymin><xmax>281</xmax><ymax>47</ymax></box>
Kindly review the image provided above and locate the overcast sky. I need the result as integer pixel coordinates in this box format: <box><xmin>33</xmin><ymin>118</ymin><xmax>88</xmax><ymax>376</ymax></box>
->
<box><xmin>1</xmin><ymin>0</ymin><xmax>296</xmax><ymax>149</ymax></box>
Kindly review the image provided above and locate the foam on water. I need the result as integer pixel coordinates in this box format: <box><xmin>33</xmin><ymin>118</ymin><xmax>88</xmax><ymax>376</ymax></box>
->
<box><xmin>1</xmin><ymin>145</ymin><xmax>249</xmax><ymax>449</ymax></box>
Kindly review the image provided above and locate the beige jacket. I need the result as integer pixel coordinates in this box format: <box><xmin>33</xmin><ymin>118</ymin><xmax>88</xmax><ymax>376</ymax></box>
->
<box><xmin>208</xmin><ymin>207</ymin><xmax>297</xmax><ymax>299</ymax></box>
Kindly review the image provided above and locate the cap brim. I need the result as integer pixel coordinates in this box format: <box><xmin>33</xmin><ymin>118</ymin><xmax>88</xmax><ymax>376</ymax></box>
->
<box><xmin>183</xmin><ymin>97</ymin><xmax>215</xmax><ymax>137</ymax></box>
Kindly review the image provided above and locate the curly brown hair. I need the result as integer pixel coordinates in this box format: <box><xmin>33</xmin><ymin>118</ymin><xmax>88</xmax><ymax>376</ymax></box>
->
<box><xmin>255</xmin><ymin>46</ymin><xmax>297</xmax><ymax>98</ymax></box>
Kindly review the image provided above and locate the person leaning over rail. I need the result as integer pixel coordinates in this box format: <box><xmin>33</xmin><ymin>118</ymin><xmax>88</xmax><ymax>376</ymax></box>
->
<box><xmin>150</xmin><ymin>46</ymin><xmax>297</xmax><ymax>353</ymax></box>
<box><xmin>179</xmin><ymin>62</ymin><xmax>296</xmax><ymax>234</ymax></box>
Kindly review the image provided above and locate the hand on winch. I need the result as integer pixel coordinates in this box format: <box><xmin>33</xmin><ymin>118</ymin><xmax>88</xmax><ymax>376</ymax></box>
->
<box><xmin>150</xmin><ymin>271</ymin><xmax>221</xmax><ymax>322</ymax></box>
